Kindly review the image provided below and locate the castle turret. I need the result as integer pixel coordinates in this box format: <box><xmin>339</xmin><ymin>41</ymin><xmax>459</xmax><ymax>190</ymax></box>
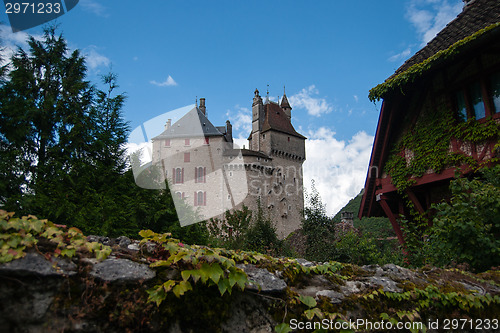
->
<box><xmin>280</xmin><ymin>92</ymin><xmax>292</xmax><ymax>120</ymax></box>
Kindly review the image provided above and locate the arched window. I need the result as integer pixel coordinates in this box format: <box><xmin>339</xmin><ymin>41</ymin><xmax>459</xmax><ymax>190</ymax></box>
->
<box><xmin>194</xmin><ymin>191</ymin><xmax>206</xmax><ymax>206</ymax></box>
<box><xmin>195</xmin><ymin>166</ymin><xmax>206</xmax><ymax>183</ymax></box>
<box><xmin>174</xmin><ymin>167</ymin><xmax>184</xmax><ymax>184</ymax></box>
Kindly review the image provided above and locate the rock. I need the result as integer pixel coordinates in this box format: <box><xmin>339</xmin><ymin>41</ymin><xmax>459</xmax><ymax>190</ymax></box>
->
<box><xmin>86</xmin><ymin>235</ymin><xmax>112</xmax><ymax>246</ymax></box>
<box><xmin>116</xmin><ymin>236</ymin><xmax>132</xmax><ymax>248</ymax></box>
<box><xmin>316</xmin><ymin>290</ymin><xmax>344</xmax><ymax>303</ymax></box>
<box><xmin>295</xmin><ymin>258</ymin><xmax>314</xmax><ymax>267</ymax></box>
<box><xmin>127</xmin><ymin>242</ymin><xmax>140</xmax><ymax>251</ymax></box>
<box><xmin>90</xmin><ymin>258</ymin><xmax>155</xmax><ymax>283</ymax></box>
<box><xmin>238</xmin><ymin>264</ymin><xmax>287</xmax><ymax>293</ymax></box>
<box><xmin>366</xmin><ymin>276</ymin><xmax>402</xmax><ymax>293</ymax></box>
<box><xmin>0</xmin><ymin>252</ymin><xmax>77</xmax><ymax>277</ymax></box>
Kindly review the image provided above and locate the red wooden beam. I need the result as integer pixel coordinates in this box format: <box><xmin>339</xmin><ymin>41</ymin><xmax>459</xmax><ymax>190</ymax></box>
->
<box><xmin>378</xmin><ymin>197</ymin><xmax>405</xmax><ymax>246</ymax></box>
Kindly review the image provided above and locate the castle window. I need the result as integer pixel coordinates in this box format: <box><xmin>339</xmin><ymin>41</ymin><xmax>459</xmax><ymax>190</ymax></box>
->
<box><xmin>165</xmin><ymin>139</ymin><xmax>171</xmax><ymax>147</ymax></box>
<box><xmin>227</xmin><ymin>194</ymin><xmax>231</xmax><ymax>200</ymax></box>
<box><xmin>195</xmin><ymin>167</ymin><xmax>206</xmax><ymax>183</ymax></box>
<box><xmin>184</xmin><ymin>152</ymin><xmax>190</xmax><ymax>163</ymax></box>
<box><xmin>288</xmin><ymin>137</ymin><xmax>290</xmax><ymax>142</ymax></box>
<box><xmin>194</xmin><ymin>191</ymin><xmax>206</xmax><ymax>206</ymax></box>
<box><xmin>173</xmin><ymin>167</ymin><xmax>184</xmax><ymax>184</ymax></box>
<box><xmin>263</xmin><ymin>134</ymin><xmax>266</xmax><ymax>139</ymax></box>
<box><xmin>185</xmin><ymin>139</ymin><xmax>190</xmax><ymax>146</ymax></box>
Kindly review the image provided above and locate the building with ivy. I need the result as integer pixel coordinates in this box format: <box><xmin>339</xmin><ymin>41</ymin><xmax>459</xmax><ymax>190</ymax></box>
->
<box><xmin>359</xmin><ymin>0</ymin><xmax>500</xmax><ymax>245</ymax></box>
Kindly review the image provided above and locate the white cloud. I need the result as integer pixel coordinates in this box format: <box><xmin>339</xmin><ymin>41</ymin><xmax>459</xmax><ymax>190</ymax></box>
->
<box><xmin>303</xmin><ymin>128</ymin><xmax>374</xmax><ymax>216</ymax></box>
<box><xmin>226</xmin><ymin>106</ymin><xmax>251</xmax><ymax>149</ymax></box>
<box><xmin>406</xmin><ymin>0</ymin><xmax>462</xmax><ymax>46</ymax></box>
<box><xmin>80</xmin><ymin>0</ymin><xmax>108</xmax><ymax>17</ymax></box>
<box><xmin>388</xmin><ymin>47</ymin><xmax>412</xmax><ymax>62</ymax></box>
<box><xmin>289</xmin><ymin>85</ymin><xmax>333</xmax><ymax>117</ymax></box>
<box><xmin>150</xmin><ymin>75</ymin><xmax>178</xmax><ymax>87</ymax></box>
<box><xmin>353</xmin><ymin>95</ymin><xmax>359</xmax><ymax>103</ymax></box>
<box><xmin>84</xmin><ymin>46</ymin><xmax>111</xmax><ymax>70</ymax></box>
<box><xmin>0</xmin><ymin>25</ymin><xmax>43</xmax><ymax>68</ymax></box>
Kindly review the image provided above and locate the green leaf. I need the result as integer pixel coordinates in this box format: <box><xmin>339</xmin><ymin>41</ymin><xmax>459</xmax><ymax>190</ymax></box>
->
<box><xmin>147</xmin><ymin>285</ymin><xmax>167</xmax><ymax>306</ymax></box>
<box><xmin>298</xmin><ymin>295</ymin><xmax>317</xmax><ymax>308</ymax></box>
<box><xmin>304</xmin><ymin>307</ymin><xmax>323</xmax><ymax>320</ymax></box>
<box><xmin>172</xmin><ymin>280</ymin><xmax>192</xmax><ymax>298</ymax></box>
<box><xmin>201</xmin><ymin>262</ymin><xmax>224</xmax><ymax>284</ymax></box>
<box><xmin>274</xmin><ymin>323</ymin><xmax>292</xmax><ymax>333</ymax></box>
<box><xmin>217</xmin><ymin>278</ymin><xmax>231</xmax><ymax>296</ymax></box>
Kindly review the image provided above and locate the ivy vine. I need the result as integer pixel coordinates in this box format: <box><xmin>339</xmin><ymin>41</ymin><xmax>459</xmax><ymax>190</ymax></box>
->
<box><xmin>385</xmin><ymin>110</ymin><xmax>500</xmax><ymax>193</ymax></box>
<box><xmin>0</xmin><ymin>210</ymin><xmax>111</xmax><ymax>263</ymax></box>
<box><xmin>369</xmin><ymin>22</ymin><xmax>500</xmax><ymax>102</ymax></box>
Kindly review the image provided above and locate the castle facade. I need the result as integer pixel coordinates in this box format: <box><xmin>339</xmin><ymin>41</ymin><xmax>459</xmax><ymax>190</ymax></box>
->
<box><xmin>151</xmin><ymin>89</ymin><xmax>306</xmax><ymax>238</ymax></box>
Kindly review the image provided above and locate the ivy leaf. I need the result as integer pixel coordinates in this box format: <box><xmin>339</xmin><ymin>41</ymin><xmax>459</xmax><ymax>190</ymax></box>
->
<box><xmin>274</xmin><ymin>323</ymin><xmax>292</xmax><ymax>333</ymax></box>
<box><xmin>217</xmin><ymin>277</ymin><xmax>231</xmax><ymax>296</ymax></box>
<box><xmin>181</xmin><ymin>269</ymin><xmax>202</xmax><ymax>283</ymax></box>
<box><xmin>162</xmin><ymin>280</ymin><xmax>176</xmax><ymax>293</ymax></box>
<box><xmin>228</xmin><ymin>268</ymin><xmax>248</xmax><ymax>290</ymax></box>
<box><xmin>297</xmin><ymin>295</ymin><xmax>317</xmax><ymax>308</ymax></box>
<box><xmin>173</xmin><ymin>281</ymin><xmax>192</xmax><ymax>298</ymax></box>
<box><xmin>146</xmin><ymin>285</ymin><xmax>167</xmax><ymax>306</ymax></box>
<box><xmin>139</xmin><ymin>229</ymin><xmax>156</xmax><ymax>239</ymax></box>
<box><xmin>201</xmin><ymin>262</ymin><xmax>223</xmax><ymax>284</ymax></box>
<box><xmin>304</xmin><ymin>307</ymin><xmax>323</xmax><ymax>320</ymax></box>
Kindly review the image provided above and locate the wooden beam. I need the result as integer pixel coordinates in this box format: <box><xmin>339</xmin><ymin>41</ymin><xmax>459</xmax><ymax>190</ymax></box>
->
<box><xmin>378</xmin><ymin>198</ymin><xmax>405</xmax><ymax>246</ymax></box>
<box><xmin>405</xmin><ymin>189</ymin><xmax>425</xmax><ymax>215</ymax></box>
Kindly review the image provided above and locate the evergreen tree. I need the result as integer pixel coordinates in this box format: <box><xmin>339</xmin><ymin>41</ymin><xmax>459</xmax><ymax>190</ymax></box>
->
<box><xmin>0</xmin><ymin>27</ymin><xmax>94</xmax><ymax>213</ymax></box>
<box><xmin>0</xmin><ymin>27</ymin><xmax>208</xmax><ymax>243</ymax></box>
<box><xmin>301</xmin><ymin>180</ymin><xmax>335</xmax><ymax>261</ymax></box>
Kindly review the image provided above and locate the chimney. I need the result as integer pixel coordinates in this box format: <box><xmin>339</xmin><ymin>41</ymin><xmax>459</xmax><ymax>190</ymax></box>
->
<box><xmin>226</xmin><ymin>120</ymin><xmax>233</xmax><ymax>143</ymax></box>
<box><xmin>199</xmin><ymin>98</ymin><xmax>206</xmax><ymax>115</ymax></box>
<box><xmin>165</xmin><ymin>119</ymin><xmax>172</xmax><ymax>130</ymax></box>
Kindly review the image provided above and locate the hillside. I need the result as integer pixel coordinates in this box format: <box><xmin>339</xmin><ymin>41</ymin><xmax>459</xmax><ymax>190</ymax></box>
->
<box><xmin>332</xmin><ymin>190</ymin><xmax>395</xmax><ymax>239</ymax></box>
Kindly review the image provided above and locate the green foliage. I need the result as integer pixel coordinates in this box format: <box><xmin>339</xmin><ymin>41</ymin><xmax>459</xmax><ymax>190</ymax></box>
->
<box><xmin>426</xmin><ymin>167</ymin><xmax>500</xmax><ymax>271</ymax></box>
<box><xmin>333</xmin><ymin>230</ymin><xmax>404</xmax><ymax>266</ymax></box>
<box><xmin>245</xmin><ymin>199</ymin><xmax>281</xmax><ymax>254</ymax></box>
<box><xmin>140</xmin><ymin>230</ymin><xmax>249</xmax><ymax>306</ymax></box>
<box><xmin>301</xmin><ymin>180</ymin><xmax>335</xmax><ymax>261</ymax></box>
<box><xmin>208</xmin><ymin>200</ymin><xmax>283</xmax><ymax>255</ymax></box>
<box><xmin>0</xmin><ymin>210</ymin><xmax>111</xmax><ymax>263</ymax></box>
<box><xmin>207</xmin><ymin>205</ymin><xmax>252</xmax><ymax>248</ymax></box>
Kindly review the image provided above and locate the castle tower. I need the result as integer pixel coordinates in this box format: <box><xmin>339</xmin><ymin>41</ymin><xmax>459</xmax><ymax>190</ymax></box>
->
<box><xmin>251</xmin><ymin>89</ymin><xmax>264</xmax><ymax>151</ymax></box>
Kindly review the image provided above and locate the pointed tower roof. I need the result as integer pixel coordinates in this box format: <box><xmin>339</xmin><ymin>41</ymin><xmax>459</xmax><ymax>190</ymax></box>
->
<box><xmin>280</xmin><ymin>93</ymin><xmax>291</xmax><ymax>109</ymax></box>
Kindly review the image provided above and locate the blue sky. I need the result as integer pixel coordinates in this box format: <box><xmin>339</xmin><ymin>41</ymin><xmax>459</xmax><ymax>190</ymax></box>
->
<box><xmin>0</xmin><ymin>0</ymin><xmax>464</xmax><ymax>216</ymax></box>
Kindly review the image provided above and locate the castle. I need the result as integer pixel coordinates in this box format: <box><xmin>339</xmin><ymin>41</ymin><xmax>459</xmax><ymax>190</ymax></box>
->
<box><xmin>151</xmin><ymin>89</ymin><xmax>306</xmax><ymax>238</ymax></box>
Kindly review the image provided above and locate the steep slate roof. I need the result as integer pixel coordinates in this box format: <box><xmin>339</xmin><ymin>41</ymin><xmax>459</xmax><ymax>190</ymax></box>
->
<box><xmin>261</xmin><ymin>102</ymin><xmax>306</xmax><ymax>139</ymax></box>
<box><xmin>152</xmin><ymin>107</ymin><xmax>224</xmax><ymax>140</ymax></box>
<box><xmin>392</xmin><ymin>0</ymin><xmax>500</xmax><ymax>78</ymax></box>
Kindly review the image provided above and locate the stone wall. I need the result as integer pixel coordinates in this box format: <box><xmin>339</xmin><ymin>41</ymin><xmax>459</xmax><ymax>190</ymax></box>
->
<box><xmin>1</xmin><ymin>235</ymin><xmax>499</xmax><ymax>332</ymax></box>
